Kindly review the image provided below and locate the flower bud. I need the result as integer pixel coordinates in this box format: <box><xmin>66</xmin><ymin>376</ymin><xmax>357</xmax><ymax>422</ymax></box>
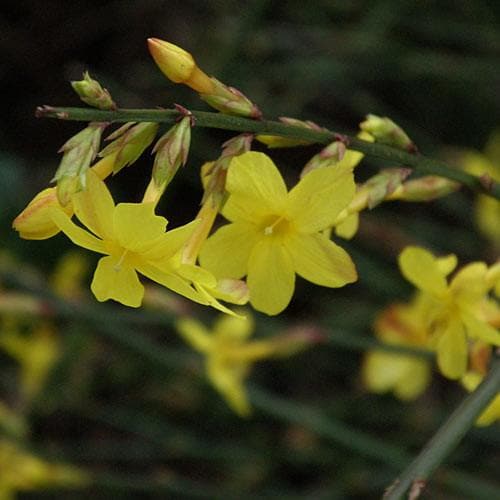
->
<box><xmin>388</xmin><ymin>176</ymin><xmax>460</xmax><ymax>201</ymax></box>
<box><xmin>71</xmin><ymin>71</ymin><xmax>116</xmax><ymax>110</ymax></box>
<box><xmin>360</xmin><ymin>114</ymin><xmax>417</xmax><ymax>152</ymax></box>
<box><xmin>257</xmin><ymin>118</ymin><xmax>324</xmax><ymax>148</ymax></box>
<box><xmin>53</xmin><ymin>123</ymin><xmax>106</xmax><ymax>205</ymax></box>
<box><xmin>363</xmin><ymin>168</ymin><xmax>412</xmax><ymax>208</ymax></box>
<box><xmin>200</xmin><ymin>78</ymin><xmax>262</xmax><ymax>118</ymax></box>
<box><xmin>13</xmin><ymin>154</ymin><xmax>116</xmax><ymax>240</ymax></box>
<box><xmin>99</xmin><ymin>122</ymin><xmax>159</xmax><ymax>174</ymax></box>
<box><xmin>12</xmin><ymin>187</ymin><xmax>72</xmax><ymax>239</ymax></box>
<box><xmin>152</xmin><ymin>115</ymin><xmax>192</xmax><ymax>188</ymax></box>
<box><xmin>147</xmin><ymin>38</ymin><xmax>215</xmax><ymax>93</ymax></box>
<box><xmin>301</xmin><ymin>141</ymin><xmax>346</xmax><ymax>177</ymax></box>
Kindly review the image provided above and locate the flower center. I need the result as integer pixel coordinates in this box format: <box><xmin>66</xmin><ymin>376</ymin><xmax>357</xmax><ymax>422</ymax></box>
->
<box><xmin>114</xmin><ymin>249</ymin><xmax>129</xmax><ymax>271</ymax></box>
<box><xmin>263</xmin><ymin>215</ymin><xmax>290</xmax><ymax>236</ymax></box>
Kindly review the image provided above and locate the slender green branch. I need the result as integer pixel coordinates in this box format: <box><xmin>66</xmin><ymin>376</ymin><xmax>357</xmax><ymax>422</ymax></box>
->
<box><xmin>36</xmin><ymin>106</ymin><xmax>500</xmax><ymax>200</ymax></box>
<box><xmin>250</xmin><ymin>386</ymin><xmax>500</xmax><ymax>500</ymax></box>
<box><xmin>384</xmin><ymin>355</ymin><xmax>500</xmax><ymax>500</ymax></box>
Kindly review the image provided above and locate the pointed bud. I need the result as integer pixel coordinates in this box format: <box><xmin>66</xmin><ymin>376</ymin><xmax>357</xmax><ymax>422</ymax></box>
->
<box><xmin>99</xmin><ymin>122</ymin><xmax>159</xmax><ymax>174</ymax></box>
<box><xmin>300</xmin><ymin>141</ymin><xmax>346</xmax><ymax>177</ymax></box>
<box><xmin>388</xmin><ymin>176</ymin><xmax>460</xmax><ymax>201</ymax></box>
<box><xmin>257</xmin><ymin>118</ymin><xmax>325</xmax><ymax>148</ymax></box>
<box><xmin>13</xmin><ymin>155</ymin><xmax>116</xmax><ymax>240</ymax></box>
<box><xmin>147</xmin><ymin>38</ymin><xmax>215</xmax><ymax>93</ymax></box>
<box><xmin>200</xmin><ymin>78</ymin><xmax>262</xmax><ymax>118</ymax></box>
<box><xmin>363</xmin><ymin>168</ymin><xmax>412</xmax><ymax>209</ymax></box>
<box><xmin>270</xmin><ymin>324</ymin><xmax>325</xmax><ymax>357</ymax></box>
<box><xmin>53</xmin><ymin>123</ymin><xmax>106</xmax><ymax>206</ymax></box>
<box><xmin>12</xmin><ymin>187</ymin><xmax>71</xmax><ymax>239</ymax></box>
<box><xmin>203</xmin><ymin>133</ymin><xmax>254</xmax><ymax>204</ymax></box>
<box><xmin>210</xmin><ymin>279</ymin><xmax>250</xmax><ymax>305</ymax></box>
<box><xmin>151</xmin><ymin>115</ymin><xmax>192</xmax><ymax>189</ymax></box>
<box><xmin>71</xmin><ymin>71</ymin><xmax>116</xmax><ymax>110</ymax></box>
<box><xmin>360</xmin><ymin>114</ymin><xmax>417</xmax><ymax>152</ymax></box>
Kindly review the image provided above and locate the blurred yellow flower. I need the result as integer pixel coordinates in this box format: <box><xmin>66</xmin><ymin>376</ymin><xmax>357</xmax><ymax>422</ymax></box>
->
<box><xmin>460</xmin><ymin>131</ymin><xmax>500</xmax><ymax>245</ymax></box>
<box><xmin>363</xmin><ymin>301</ymin><xmax>432</xmax><ymax>400</ymax></box>
<box><xmin>399</xmin><ymin>247</ymin><xmax>500</xmax><ymax>379</ymax></box>
<box><xmin>0</xmin><ymin>321</ymin><xmax>59</xmax><ymax>404</ymax></box>
<box><xmin>176</xmin><ymin>314</ymin><xmax>314</xmax><ymax>416</ymax></box>
<box><xmin>200</xmin><ymin>152</ymin><xmax>357</xmax><ymax>315</ymax></box>
<box><xmin>0</xmin><ymin>439</ymin><xmax>88</xmax><ymax>499</ymax></box>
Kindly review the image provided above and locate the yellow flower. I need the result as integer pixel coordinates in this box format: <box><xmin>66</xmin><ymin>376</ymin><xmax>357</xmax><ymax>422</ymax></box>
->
<box><xmin>399</xmin><ymin>247</ymin><xmax>500</xmax><ymax>379</ymax></box>
<box><xmin>176</xmin><ymin>314</ymin><xmax>313</xmax><ymax>416</ymax></box>
<box><xmin>363</xmin><ymin>301</ymin><xmax>432</xmax><ymax>400</ymax></box>
<box><xmin>0</xmin><ymin>322</ymin><xmax>60</xmax><ymax>404</ymax></box>
<box><xmin>0</xmin><ymin>438</ymin><xmax>88</xmax><ymax>499</ymax></box>
<box><xmin>49</xmin><ymin>169</ymin><xmax>209</xmax><ymax>308</ymax></box>
<box><xmin>461</xmin><ymin>371</ymin><xmax>500</xmax><ymax>426</ymax></box>
<box><xmin>199</xmin><ymin>152</ymin><xmax>357</xmax><ymax>315</ymax></box>
<box><xmin>461</xmin><ymin>131</ymin><xmax>500</xmax><ymax>245</ymax></box>
<box><xmin>13</xmin><ymin>154</ymin><xmax>116</xmax><ymax>240</ymax></box>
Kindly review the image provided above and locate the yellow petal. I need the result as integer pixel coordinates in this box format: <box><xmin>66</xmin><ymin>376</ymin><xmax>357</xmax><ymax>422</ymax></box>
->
<box><xmin>178</xmin><ymin>263</ymin><xmax>217</xmax><ymax>288</ymax></box>
<box><xmin>206</xmin><ymin>358</ymin><xmax>251</xmax><ymax>417</ymax></box>
<box><xmin>224</xmin><ymin>152</ymin><xmax>288</xmax><ymax>222</ymax></box>
<box><xmin>436</xmin><ymin>254</ymin><xmax>458</xmax><ymax>276</ymax></box>
<box><xmin>91</xmin><ymin>255</ymin><xmax>144</xmax><ymax>307</ymax></box>
<box><xmin>247</xmin><ymin>238</ymin><xmax>295</xmax><ymax>315</ymax></box>
<box><xmin>287</xmin><ymin>164</ymin><xmax>355</xmax><ymax>233</ymax></box>
<box><xmin>113</xmin><ymin>203</ymin><xmax>167</xmax><ymax>251</ymax></box>
<box><xmin>143</xmin><ymin>219</ymin><xmax>199</xmax><ymax>263</ymax></box>
<box><xmin>72</xmin><ymin>170</ymin><xmax>114</xmax><ymax>240</ymax></box>
<box><xmin>450</xmin><ymin>262</ymin><xmax>488</xmax><ymax>306</ymax></box>
<box><xmin>287</xmin><ymin>233</ymin><xmax>357</xmax><ymax>287</ymax></box>
<box><xmin>137</xmin><ymin>263</ymin><xmax>208</xmax><ymax>305</ymax></box>
<box><xmin>462</xmin><ymin>313</ymin><xmax>500</xmax><ymax>346</ymax></box>
<box><xmin>334</xmin><ymin>212</ymin><xmax>359</xmax><ymax>240</ymax></box>
<box><xmin>436</xmin><ymin>321</ymin><xmax>467</xmax><ymax>379</ymax></box>
<box><xmin>475</xmin><ymin>394</ymin><xmax>500</xmax><ymax>426</ymax></box>
<box><xmin>363</xmin><ymin>352</ymin><xmax>430</xmax><ymax>400</ymax></box>
<box><xmin>215</xmin><ymin>314</ymin><xmax>254</xmax><ymax>342</ymax></box>
<box><xmin>50</xmin><ymin>208</ymin><xmax>106</xmax><ymax>254</ymax></box>
<box><xmin>199</xmin><ymin>222</ymin><xmax>259</xmax><ymax>279</ymax></box>
<box><xmin>194</xmin><ymin>284</ymin><xmax>241</xmax><ymax>316</ymax></box>
<box><xmin>176</xmin><ymin>318</ymin><xmax>212</xmax><ymax>352</ymax></box>
<box><xmin>398</xmin><ymin>246</ymin><xmax>448</xmax><ymax>296</ymax></box>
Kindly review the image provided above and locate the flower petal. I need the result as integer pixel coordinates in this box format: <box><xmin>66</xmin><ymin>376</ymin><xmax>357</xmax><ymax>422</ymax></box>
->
<box><xmin>462</xmin><ymin>313</ymin><xmax>500</xmax><ymax>346</ymax></box>
<box><xmin>287</xmin><ymin>164</ymin><xmax>355</xmax><ymax>233</ymax></box>
<box><xmin>143</xmin><ymin>219</ymin><xmax>199</xmax><ymax>263</ymax></box>
<box><xmin>178</xmin><ymin>263</ymin><xmax>217</xmax><ymax>288</ymax></box>
<box><xmin>113</xmin><ymin>202</ymin><xmax>167</xmax><ymax>252</ymax></box>
<box><xmin>215</xmin><ymin>314</ymin><xmax>254</xmax><ymax>342</ymax></box>
<box><xmin>436</xmin><ymin>320</ymin><xmax>467</xmax><ymax>379</ymax></box>
<box><xmin>223</xmin><ymin>152</ymin><xmax>287</xmax><ymax>222</ymax></box>
<box><xmin>450</xmin><ymin>262</ymin><xmax>488</xmax><ymax>305</ymax></box>
<box><xmin>176</xmin><ymin>317</ymin><xmax>212</xmax><ymax>353</ymax></box>
<box><xmin>91</xmin><ymin>255</ymin><xmax>144</xmax><ymax>307</ymax></box>
<box><xmin>287</xmin><ymin>233</ymin><xmax>357</xmax><ymax>287</ymax></box>
<box><xmin>72</xmin><ymin>170</ymin><xmax>114</xmax><ymax>240</ymax></box>
<box><xmin>50</xmin><ymin>208</ymin><xmax>106</xmax><ymax>254</ymax></box>
<box><xmin>206</xmin><ymin>358</ymin><xmax>251</xmax><ymax>416</ymax></box>
<box><xmin>137</xmin><ymin>263</ymin><xmax>208</xmax><ymax>305</ymax></box>
<box><xmin>398</xmin><ymin>246</ymin><xmax>448</xmax><ymax>296</ymax></box>
<box><xmin>247</xmin><ymin>238</ymin><xmax>295</xmax><ymax>315</ymax></box>
<box><xmin>199</xmin><ymin>222</ymin><xmax>259</xmax><ymax>279</ymax></box>
<box><xmin>334</xmin><ymin>212</ymin><xmax>359</xmax><ymax>240</ymax></box>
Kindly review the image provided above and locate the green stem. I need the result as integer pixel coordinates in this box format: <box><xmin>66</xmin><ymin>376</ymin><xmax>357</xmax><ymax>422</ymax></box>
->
<box><xmin>250</xmin><ymin>385</ymin><xmax>500</xmax><ymax>499</ymax></box>
<box><xmin>384</xmin><ymin>355</ymin><xmax>500</xmax><ymax>500</ymax></box>
<box><xmin>36</xmin><ymin>106</ymin><xmax>500</xmax><ymax>200</ymax></box>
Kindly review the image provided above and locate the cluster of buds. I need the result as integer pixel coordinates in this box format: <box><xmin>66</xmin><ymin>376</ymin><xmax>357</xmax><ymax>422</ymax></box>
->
<box><xmin>148</xmin><ymin>38</ymin><xmax>261</xmax><ymax>119</ymax></box>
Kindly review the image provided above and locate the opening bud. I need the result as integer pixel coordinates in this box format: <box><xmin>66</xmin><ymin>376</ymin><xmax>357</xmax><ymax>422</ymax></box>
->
<box><xmin>360</xmin><ymin>114</ymin><xmax>417</xmax><ymax>152</ymax></box>
<box><xmin>71</xmin><ymin>71</ymin><xmax>116</xmax><ymax>110</ymax></box>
